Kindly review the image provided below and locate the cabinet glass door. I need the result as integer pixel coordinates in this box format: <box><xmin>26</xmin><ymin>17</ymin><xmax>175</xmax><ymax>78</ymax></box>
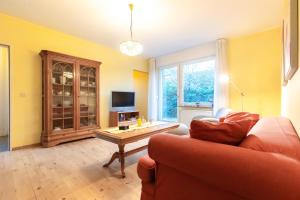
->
<box><xmin>51</xmin><ymin>61</ymin><xmax>74</xmax><ymax>132</ymax></box>
<box><xmin>79</xmin><ymin>65</ymin><xmax>97</xmax><ymax>128</ymax></box>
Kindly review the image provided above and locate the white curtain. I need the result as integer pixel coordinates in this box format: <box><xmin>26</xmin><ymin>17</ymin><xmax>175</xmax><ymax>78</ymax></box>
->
<box><xmin>148</xmin><ymin>58</ymin><xmax>158</xmax><ymax>121</ymax></box>
<box><xmin>213</xmin><ymin>39</ymin><xmax>229</xmax><ymax>115</ymax></box>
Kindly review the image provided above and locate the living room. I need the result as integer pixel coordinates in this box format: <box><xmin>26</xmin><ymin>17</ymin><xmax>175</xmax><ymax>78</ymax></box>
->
<box><xmin>0</xmin><ymin>0</ymin><xmax>299</xmax><ymax>199</ymax></box>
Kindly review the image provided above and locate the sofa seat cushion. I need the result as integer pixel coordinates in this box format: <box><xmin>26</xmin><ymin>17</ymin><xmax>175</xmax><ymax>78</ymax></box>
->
<box><xmin>240</xmin><ymin>117</ymin><xmax>300</xmax><ymax>161</ymax></box>
<box><xmin>190</xmin><ymin>120</ymin><xmax>251</xmax><ymax>145</ymax></box>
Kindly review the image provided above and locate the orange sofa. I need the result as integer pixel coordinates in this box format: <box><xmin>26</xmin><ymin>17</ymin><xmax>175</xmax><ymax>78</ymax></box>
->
<box><xmin>137</xmin><ymin>117</ymin><xmax>300</xmax><ymax>200</ymax></box>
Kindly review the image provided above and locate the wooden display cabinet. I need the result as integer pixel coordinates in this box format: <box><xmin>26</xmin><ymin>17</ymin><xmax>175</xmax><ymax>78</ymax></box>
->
<box><xmin>40</xmin><ymin>50</ymin><xmax>101</xmax><ymax>147</ymax></box>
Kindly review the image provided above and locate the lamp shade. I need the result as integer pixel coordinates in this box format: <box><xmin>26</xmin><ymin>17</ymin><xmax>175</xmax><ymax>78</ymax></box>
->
<box><xmin>120</xmin><ymin>40</ymin><xmax>143</xmax><ymax>56</ymax></box>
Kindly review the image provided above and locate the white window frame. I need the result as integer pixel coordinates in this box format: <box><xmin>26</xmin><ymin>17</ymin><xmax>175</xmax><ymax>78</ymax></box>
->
<box><xmin>157</xmin><ymin>65</ymin><xmax>179</xmax><ymax>121</ymax></box>
<box><xmin>179</xmin><ymin>56</ymin><xmax>215</xmax><ymax>108</ymax></box>
<box><xmin>157</xmin><ymin>56</ymin><xmax>215</xmax><ymax>122</ymax></box>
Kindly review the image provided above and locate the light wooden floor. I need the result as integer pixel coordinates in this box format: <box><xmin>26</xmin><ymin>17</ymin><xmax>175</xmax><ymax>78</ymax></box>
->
<box><xmin>0</xmin><ymin>138</ymin><xmax>149</xmax><ymax>200</ymax></box>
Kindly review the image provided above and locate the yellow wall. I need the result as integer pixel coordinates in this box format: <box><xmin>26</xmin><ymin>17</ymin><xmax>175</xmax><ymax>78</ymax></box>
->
<box><xmin>133</xmin><ymin>70</ymin><xmax>148</xmax><ymax>119</ymax></box>
<box><xmin>228</xmin><ymin>28</ymin><xmax>282</xmax><ymax>116</ymax></box>
<box><xmin>0</xmin><ymin>13</ymin><xmax>148</xmax><ymax>148</ymax></box>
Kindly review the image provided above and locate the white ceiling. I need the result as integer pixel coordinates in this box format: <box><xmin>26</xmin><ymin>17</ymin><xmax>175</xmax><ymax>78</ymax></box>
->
<box><xmin>0</xmin><ymin>0</ymin><xmax>284</xmax><ymax>57</ymax></box>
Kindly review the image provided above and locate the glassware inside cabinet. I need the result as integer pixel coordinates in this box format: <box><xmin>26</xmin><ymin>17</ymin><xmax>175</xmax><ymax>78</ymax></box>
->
<box><xmin>52</xmin><ymin>60</ymin><xmax>74</xmax><ymax>132</ymax></box>
<box><xmin>79</xmin><ymin>65</ymin><xmax>97</xmax><ymax>127</ymax></box>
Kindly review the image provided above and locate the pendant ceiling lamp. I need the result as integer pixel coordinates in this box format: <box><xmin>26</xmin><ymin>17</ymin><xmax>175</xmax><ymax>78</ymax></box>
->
<box><xmin>120</xmin><ymin>4</ymin><xmax>143</xmax><ymax>56</ymax></box>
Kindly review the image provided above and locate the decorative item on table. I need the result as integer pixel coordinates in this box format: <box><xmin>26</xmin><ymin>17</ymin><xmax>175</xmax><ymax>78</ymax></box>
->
<box><xmin>137</xmin><ymin>117</ymin><xmax>142</xmax><ymax>127</ymax></box>
<box><xmin>141</xmin><ymin>116</ymin><xmax>146</xmax><ymax>123</ymax></box>
<box><xmin>130</xmin><ymin>117</ymin><xmax>137</xmax><ymax>123</ymax></box>
<box><xmin>119</xmin><ymin>125</ymin><xmax>129</xmax><ymax>130</ymax></box>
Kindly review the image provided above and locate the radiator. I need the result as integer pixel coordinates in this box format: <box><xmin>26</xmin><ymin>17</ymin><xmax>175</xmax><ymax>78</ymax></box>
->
<box><xmin>179</xmin><ymin>107</ymin><xmax>213</xmax><ymax>127</ymax></box>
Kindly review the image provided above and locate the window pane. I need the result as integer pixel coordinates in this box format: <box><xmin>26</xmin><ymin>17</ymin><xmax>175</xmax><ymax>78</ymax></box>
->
<box><xmin>183</xmin><ymin>60</ymin><xmax>215</xmax><ymax>105</ymax></box>
<box><xmin>161</xmin><ymin>67</ymin><xmax>178</xmax><ymax>121</ymax></box>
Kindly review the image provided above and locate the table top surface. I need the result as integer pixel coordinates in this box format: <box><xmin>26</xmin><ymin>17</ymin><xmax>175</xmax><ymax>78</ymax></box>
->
<box><xmin>94</xmin><ymin>121</ymin><xmax>179</xmax><ymax>144</ymax></box>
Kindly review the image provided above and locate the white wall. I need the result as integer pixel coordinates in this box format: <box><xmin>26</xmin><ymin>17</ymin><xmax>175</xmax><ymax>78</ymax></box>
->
<box><xmin>0</xmin><ymin>46</ymin><xmax>9</xmax><ymax>136</ymax></box>
<box><xmin>282</xmin><ymin>1</ymin><xmax>300</xmax><ymax>136</ymax></box>
<box><xmin>180</xmin><ymin>108</ymin><xmax>213</xmax><ymax>127</ymax></box>
<box><xmin>283</xmin><ymin>69</ymin><xmax>300</xmax><ymax>135</ymax></box>
<box><xmin>156</xmin><ymin>42</ymin><xmax>215</xmax><ymax>67</ymax></box>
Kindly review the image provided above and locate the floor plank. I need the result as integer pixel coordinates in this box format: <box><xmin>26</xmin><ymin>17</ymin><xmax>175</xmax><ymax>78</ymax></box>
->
<box><xmin>0</xmin><ymin>138</ymin><xmax>148</xmax><ymax>200</ymax></box>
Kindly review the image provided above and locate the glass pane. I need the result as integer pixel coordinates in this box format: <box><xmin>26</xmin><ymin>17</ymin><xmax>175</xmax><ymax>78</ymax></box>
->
<box><xmin>183</xmin><ymin>60</ymin><xmax>215</xmax><ymax>106</ymax></box>
<box><xmin>161</xmin><ymin>67</ymin><xmax>178</xmax><ymax>121</ymax></box>
<box><xmin>52</xmin><ymin>61</ymin><xmax>74</xmax><ymax>131</ymax></box>
<box><xmin>80</xmin><ymin>66</ymin><xmax>97</xmax><ymax>127</ymax></box>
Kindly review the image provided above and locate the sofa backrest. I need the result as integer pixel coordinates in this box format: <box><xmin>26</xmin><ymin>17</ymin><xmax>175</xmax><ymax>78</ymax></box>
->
<box><xmin>239</xmin><ymin>117</ymin><xmax>300</xmax><ymax>161</ymax></box>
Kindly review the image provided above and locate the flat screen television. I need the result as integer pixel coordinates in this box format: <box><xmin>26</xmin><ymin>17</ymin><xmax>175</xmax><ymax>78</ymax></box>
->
<box><xmin>112</xmin><ymin>91</ymin><xmax>135</xmax><ymax>107</ymax></box>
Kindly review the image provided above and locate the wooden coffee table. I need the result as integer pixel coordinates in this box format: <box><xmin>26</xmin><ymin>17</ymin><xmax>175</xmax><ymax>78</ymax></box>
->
<box><xmin>95</xmin><ymin>122</ymin><xmax>179</xmax><ymax>178</ymax></box>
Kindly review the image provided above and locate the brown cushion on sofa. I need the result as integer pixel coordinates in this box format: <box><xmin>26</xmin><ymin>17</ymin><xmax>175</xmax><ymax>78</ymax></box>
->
<box><xmin>223</xmin><ymin>112</ymin><xmax>249</xmax><ymax>121</ymax></box>
<box><xmin>224</xmin><ymin>112</ymin><xmax>260</xmax><ymax>132</ymax></box>
<box><xmin>190</xmin><ymin>120</ymin><xmax>251</xmax><ymax>145</ymax></box>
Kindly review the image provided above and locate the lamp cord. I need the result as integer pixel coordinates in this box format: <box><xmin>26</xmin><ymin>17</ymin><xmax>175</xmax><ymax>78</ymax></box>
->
<box><xmin>230</xmin><ymin>80</ymin><xmax>245</xmax><ymax>111</ymax></box>
<box><xmin>130</xmin><ymin>4</ymin><xmax>133</xmax><ymax>40</ymax></box>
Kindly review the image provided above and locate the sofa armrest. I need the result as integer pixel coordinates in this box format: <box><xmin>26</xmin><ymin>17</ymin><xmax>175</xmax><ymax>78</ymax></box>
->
<box><xmin>149</xmin><ymin>134</ymin><xmax>300</xmax><ymax>200</ymax></box>
<box><xmin>137</xmin><ymin>155</ymin><xmax>156</xmax><ymax>183</ymax></box>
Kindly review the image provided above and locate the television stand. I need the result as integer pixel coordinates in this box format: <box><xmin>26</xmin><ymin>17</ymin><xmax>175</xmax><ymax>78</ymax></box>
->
<box><xmin>109</xmin><ymin>111</ymin><xmax>140</xmax><ymax>127</ymax></box>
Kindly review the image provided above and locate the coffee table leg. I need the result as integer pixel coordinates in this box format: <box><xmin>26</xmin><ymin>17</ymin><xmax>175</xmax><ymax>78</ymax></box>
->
<box><xmin>103</xmin><ymin>152</ymin><xmax>119</xmax><ymax>168</ymax></box>
<box><xmin>118</xmin><ymin>144</ymin><xmax>126</xmax><ymax>178</ymax></box>
<box><xmin>103</xmin><ymin>144</ymin><xmax>126</xmax><ymax>178</ymax></box>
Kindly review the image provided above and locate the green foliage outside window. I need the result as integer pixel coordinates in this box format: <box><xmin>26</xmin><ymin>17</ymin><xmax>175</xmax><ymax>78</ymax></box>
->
<box><xmin>161</xmin><ymin>60</ymin><xmax>215</xmax><ymax>121</ymax></box>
